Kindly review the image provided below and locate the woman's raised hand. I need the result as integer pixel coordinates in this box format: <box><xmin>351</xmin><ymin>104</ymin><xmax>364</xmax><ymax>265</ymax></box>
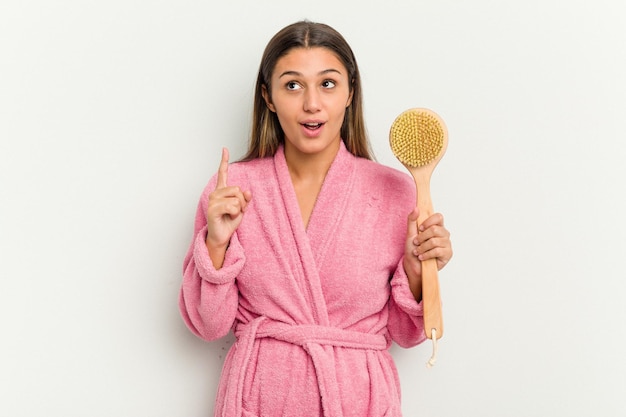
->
<box><xmin>205</xmin><ymin>148</ymin><xmax>252</xmax><ymax>268</ymax></box>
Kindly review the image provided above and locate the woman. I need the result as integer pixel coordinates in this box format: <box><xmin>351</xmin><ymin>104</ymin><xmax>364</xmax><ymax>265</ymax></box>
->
<box><xmin>180</xmin><ymin>20</ymin><xmax>453</xmax><ymax>417</ymax></box>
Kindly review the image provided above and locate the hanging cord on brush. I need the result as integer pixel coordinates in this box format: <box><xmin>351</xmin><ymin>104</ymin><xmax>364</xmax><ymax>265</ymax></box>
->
<box><xmin>426</xmin><ymin>328</ymin><xmax>438</xmax><ymax>368</ymax></box>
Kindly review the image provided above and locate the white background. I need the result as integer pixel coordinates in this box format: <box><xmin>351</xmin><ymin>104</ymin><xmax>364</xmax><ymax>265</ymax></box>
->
<box><xmin>2</xmin><ymin>1</ymin><xmax>625</xmax><ymax>416</ymax></box>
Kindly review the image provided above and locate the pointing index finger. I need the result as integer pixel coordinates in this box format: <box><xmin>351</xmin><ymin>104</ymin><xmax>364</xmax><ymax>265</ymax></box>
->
<box><xmin>216</xmin><ymin>147</ymin><xmax>229</xmax><ymax>189</ymax></box>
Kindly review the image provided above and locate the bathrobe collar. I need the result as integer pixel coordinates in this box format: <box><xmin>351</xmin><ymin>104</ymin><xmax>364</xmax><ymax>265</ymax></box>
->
<box><xmin>273</xmin><ymin>140</ymin><xmax>357</xmax><ymax>325</ymax></box>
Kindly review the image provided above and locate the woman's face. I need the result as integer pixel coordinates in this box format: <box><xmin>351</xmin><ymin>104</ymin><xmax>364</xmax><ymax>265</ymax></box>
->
<box><xmin>263</xmin><ymin>47</ymin><xmax>353</xmax><ymax>159</ymax></box>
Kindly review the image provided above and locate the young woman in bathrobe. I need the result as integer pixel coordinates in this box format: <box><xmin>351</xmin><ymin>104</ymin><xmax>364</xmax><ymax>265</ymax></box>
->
<box><xmin>180</xmin><ymin>20</ymin><xmax>453</xmax><ymax>417</ymax></box>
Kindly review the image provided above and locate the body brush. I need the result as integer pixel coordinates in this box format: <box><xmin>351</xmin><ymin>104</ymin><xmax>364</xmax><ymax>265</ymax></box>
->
<box><xmin>389</xmin><ymin>108</ymin><xmax>448</xmax><ymax>367</ymax></box>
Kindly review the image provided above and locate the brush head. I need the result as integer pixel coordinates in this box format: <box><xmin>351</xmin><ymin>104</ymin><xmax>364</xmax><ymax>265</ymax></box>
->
<box><xmin>389</xmin><ymin>108</ymin><xmax>447</xmax><ymax>168</ymax></box>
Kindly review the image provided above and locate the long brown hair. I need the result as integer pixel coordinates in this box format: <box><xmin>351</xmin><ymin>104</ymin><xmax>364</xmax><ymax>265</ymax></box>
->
<box><xmin>241</xmin><ymin>20</ymin><xmax>373</xmax><ymax>161</ymax></box>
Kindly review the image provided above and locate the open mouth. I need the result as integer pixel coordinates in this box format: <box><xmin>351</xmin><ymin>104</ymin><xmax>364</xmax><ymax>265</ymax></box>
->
<box><xmin>302</xmin><ymin>122</ymin><xmax>324</xmax><ymax>130</ymax></box>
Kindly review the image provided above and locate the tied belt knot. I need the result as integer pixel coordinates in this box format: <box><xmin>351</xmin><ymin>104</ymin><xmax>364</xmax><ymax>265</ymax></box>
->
<box><xmin>223</xmin><ymin>316</ymin><xmax>389</xmax><ymax>417</ymax></box>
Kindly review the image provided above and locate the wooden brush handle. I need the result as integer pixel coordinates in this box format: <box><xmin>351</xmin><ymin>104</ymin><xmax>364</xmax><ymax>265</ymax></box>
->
<box><xmin>414</xmin><ymin>176</ymin><xmax>444</xmax><ymax>340</ymax></box>
<box><xmin>421</xmin><ymin>256</ymin><xmax>443</xmax><ymax>339</ymax></box>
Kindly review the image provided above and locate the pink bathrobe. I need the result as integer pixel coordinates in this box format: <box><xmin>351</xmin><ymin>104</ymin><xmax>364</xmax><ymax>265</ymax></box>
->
<box><xmin>180</xmin><ymin>142</ymin><xmax>426</xmax><ymax>417</ymax></box>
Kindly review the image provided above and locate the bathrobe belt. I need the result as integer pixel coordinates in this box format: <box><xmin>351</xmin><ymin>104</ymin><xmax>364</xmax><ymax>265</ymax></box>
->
<box><xmin>225</xmin><ymin>316</ymin><xmax>389</xmax><ymax>417</ymax></box>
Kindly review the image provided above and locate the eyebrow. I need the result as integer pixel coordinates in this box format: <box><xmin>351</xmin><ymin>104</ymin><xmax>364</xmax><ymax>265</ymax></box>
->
<box><xmin>278</xmin><ymin>68</ymin><xmax>343</xmax><ymax>78</ymax></box>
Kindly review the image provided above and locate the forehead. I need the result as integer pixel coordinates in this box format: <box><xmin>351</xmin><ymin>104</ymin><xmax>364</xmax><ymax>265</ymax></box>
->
<box><xmin>273</xmin><ymin>47</ymin><xmax>347</xmax><ymax>76</ymax></box>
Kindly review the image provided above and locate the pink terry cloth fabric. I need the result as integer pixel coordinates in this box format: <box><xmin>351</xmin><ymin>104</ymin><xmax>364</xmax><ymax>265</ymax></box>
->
<box><xmin>180</xmin><ymin>141</ymin><xmax>426</xmax><ymax>417</ymax></box>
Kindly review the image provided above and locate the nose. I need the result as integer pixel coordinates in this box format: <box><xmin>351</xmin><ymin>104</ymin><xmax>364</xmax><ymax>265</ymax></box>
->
<box><xmin>303</xmin><ymin>88</ymin><xmax>321</xmax><ymax>113</ymax></box>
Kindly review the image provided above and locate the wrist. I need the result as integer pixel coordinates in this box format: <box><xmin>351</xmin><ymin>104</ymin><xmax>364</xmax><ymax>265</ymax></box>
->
<box><xmin>403</xmin><ymin>257</ymin><xmax>423</xmax><ymax>301</ymax></box>
<box><xmin>205</xmin><ymin>237</ymin><xmax>229</xmax><ymax>270</ymax></box>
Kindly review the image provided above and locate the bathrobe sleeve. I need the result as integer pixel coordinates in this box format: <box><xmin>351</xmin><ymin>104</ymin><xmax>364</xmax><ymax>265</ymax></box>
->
<box><xmin>179</xmin><ymin>178</ymin><xmax>245</xmax><ymax>341</ymax></box>
<box><xmin>387</xmin><ymin>257</ymin><xmax>427</xmax><ymax>348</ymax></box>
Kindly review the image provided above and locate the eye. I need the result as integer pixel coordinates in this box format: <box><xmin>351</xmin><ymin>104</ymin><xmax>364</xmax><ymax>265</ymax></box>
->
<box><xmin>321</xmin><ymin>80</ymin><xmax>336</xmax><ymax>89</ymax></box>
<box><xmin>286</xmin><ymin>81</ymin><xmax>302</xmax><ymax>91</ymax></box>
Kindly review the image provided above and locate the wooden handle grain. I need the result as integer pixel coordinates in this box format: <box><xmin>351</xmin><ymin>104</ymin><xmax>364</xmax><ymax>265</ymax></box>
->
<box><xmin>413</xmin><ymin>174</ymin><xmax>444</xmax><ymax>340</ymax></box>
<box><xmin>421</xmin><ymin>256</ymin><xmax>443</xmax><ymax>339</ymax></box>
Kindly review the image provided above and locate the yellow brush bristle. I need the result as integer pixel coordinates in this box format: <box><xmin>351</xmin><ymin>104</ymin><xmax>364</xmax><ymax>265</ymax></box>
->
<box><xmin>390</xmin><ymin>109</ymin><xmax>445</xmax><ymax>168</ymax></box>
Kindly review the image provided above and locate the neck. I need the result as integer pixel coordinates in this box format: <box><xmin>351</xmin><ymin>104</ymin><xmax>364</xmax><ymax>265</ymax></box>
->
<box><xmin>284</xmin><ymin>140</ymin><xmax>341</xmax><ymax>183</ymax></box>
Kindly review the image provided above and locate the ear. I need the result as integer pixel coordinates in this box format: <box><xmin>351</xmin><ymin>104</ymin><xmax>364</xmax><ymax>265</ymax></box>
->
<box><xmin>261</xmin><ymin>85</ymin><xmax>276</xmax><ymax>113</ymax></box>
